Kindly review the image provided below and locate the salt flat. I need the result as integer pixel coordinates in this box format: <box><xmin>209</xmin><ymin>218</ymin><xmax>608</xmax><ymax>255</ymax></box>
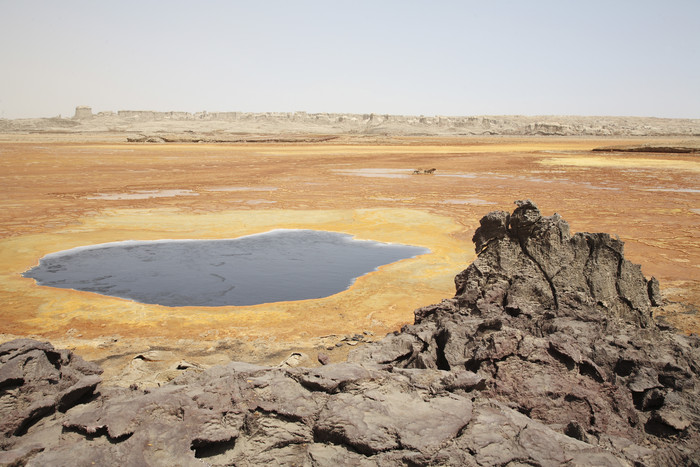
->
<box><xmin>0</xmin><ymin>133</ymin><xmax>697</xmax><ymax>385</ymax></box>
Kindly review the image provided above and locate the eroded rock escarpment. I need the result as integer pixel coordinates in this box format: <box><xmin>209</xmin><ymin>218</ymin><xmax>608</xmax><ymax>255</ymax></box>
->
<box><xmin>1</xmin><ymin>201</ymin><xmax>699</xmax><ymax>466</ymax></box>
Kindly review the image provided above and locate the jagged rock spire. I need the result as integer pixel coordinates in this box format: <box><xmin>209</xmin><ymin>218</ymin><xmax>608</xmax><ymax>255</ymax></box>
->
<box><xmin>459</xmin><ymin>199</ymin><xmax>654</xmax><ymax>327</ymax></box>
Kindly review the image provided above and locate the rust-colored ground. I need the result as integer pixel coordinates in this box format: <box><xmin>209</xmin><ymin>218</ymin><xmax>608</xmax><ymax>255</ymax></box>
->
<box><xmin>1</xmin><ymin>135</ymin><xmax>698</xmax><ymax>384</ymax></box>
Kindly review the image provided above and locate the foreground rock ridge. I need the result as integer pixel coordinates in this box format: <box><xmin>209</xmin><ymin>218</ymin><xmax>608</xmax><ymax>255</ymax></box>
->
<box><xmin>1</xmin><ymin>201</ymin><xmax>698</xmax><ymax>466</ymax></box>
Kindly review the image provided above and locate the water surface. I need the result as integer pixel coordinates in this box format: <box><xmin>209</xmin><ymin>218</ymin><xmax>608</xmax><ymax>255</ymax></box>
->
<box><xmin>23</xmin><ymin>230</ymin><xmax>428</xmax><ymax>307</ymax></box>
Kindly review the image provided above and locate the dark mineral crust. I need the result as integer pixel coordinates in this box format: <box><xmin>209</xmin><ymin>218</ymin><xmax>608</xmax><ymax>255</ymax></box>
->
<box><xmin>2</xmin><ymin>201</ymin><xmax>699</xmax><ymax>466</ymax></box>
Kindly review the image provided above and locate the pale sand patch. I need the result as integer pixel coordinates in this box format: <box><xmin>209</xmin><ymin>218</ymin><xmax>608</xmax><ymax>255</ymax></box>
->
<box><xmin>646</xmin><ymin>188</ymin><xmax>700</xmax><ymax>193</ymax></box>
<box><xmin>333</xmin><ymin>168</ymin><xmax>414</xmax><ymax>179</ymax></box>
<box><xmin>206</xmin><ymin>186</ymin><xmax>278</xmax><ymax>192</ymax></box>
<box><xmin>539</xmin><ymin>156</ymin><xmax>700</xmax><ymax>173</ymax></box>
<box><xmin>436</xmin><ymin>173</ymin><xmax>478</xmax><ymax>179</ymax></box>
<box><xmin>87</xmin><ymin>189</ymin><xmax>198</xmax><ymax>200</ymax></box>
<box><xmin>245</xmin><ymin>200</ymin><xmax>276</xmax><ymax>205</ymax></box>
<box><xmin>441</xmin><ymin>199</ymin><xmax>497</xmax><ymax>205</ymax></box>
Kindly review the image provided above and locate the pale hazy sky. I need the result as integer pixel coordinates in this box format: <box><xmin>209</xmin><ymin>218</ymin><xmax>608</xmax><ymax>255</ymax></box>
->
<box><xmin>1</xmin><ymin>0</ymin><xmax>699</xmax><ymax>119</ymax></box>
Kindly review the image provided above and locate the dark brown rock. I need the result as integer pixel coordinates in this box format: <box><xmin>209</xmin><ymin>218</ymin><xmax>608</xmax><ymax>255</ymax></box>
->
<box><xmin>0</xmin><ymin>339</ymin><xmax>102</xmax><ymax>442</ymax></box>
<box><xmin>472</xmin><ymin>209</ymin><xmax>509</xmax><ymax>253</ymax></box>
<box><xmin>352</xmin><ymin>201</ymin><xmax>700</xmax><ymax>465</ymax></box>
<box><xmin>317</xmin><ymin>352</ymin><xmax>330</xmax><ymax>365</ymax></box>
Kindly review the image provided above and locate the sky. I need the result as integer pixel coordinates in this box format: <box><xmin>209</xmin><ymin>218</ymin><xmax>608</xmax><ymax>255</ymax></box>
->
<box><xmin>1</xmin><ymin>0</ymin><xmax>699</xmax><ymax>119</ymax></box>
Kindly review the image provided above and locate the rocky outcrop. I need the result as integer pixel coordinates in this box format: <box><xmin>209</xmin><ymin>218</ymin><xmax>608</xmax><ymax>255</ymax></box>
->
<box><xmin>0</xmin><ymin>349</ymin><xmax>626</xmax><ymax>466</ymax></box>
<box><xmin>1</xmin><ymin>202</ymin><xmax>699</xmax><ymax>466</ymax></box>
<box><xmin>0</xmin><ymin>339</ymin><xmax>102</xmax><ymax>464</ymax></box>
<box><xmin>351</xmin><ymin>201</ymin><xmax>700</xmax><ymax>464</ymax></box>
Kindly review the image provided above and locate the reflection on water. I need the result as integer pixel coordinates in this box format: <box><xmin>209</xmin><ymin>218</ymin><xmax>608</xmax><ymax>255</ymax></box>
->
<box><xmin>23</xmin><ymin>230</ymin><xmax>429</xmax><ymax>307</ymax></box>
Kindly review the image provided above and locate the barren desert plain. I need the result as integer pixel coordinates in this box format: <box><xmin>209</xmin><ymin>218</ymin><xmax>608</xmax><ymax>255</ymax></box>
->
<box><xmin>1</xmin><ymin>129</ymin><xmax>698</xmax><ymax>386</ymax></box>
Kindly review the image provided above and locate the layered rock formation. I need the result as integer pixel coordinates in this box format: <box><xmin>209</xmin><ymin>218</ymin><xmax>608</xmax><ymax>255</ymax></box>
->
<box><xmin>2</xmin><ymin>108</ymin><xmax>699</xmax><ymax>136</ymax></box>
<box><xmin>1</xmin><ymin>202</ymin><xmax>698</xmax><ymax>466</ymax></box>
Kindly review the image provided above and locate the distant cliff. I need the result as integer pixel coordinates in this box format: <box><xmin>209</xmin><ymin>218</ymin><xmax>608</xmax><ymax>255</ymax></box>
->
<box><xmin>0</xmin><ymin>106</ymin><xmax>698</xmax><ymax>137</ymax></box>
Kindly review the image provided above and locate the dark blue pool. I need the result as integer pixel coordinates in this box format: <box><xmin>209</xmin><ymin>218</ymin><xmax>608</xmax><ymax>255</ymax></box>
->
<box><xmin>22</xmin><ymin>230</ymin><xmax>429</xmax><ymax>307</ymax></box>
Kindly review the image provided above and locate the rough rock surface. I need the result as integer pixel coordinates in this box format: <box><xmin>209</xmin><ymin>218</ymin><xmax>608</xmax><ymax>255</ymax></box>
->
<box><xmin>2</xmin><ymin>201</ymin><xmax>699</xmax><ymax>466</ymax></box>
<box><xmin>351</xmin><ymin>201</ymin><xmax>700</xmax><ymax>465</ymax></box>
<box><xmin>0</xmin><ymin>339</ymin><xmax>102</xmax><ymax>464</ymax></box>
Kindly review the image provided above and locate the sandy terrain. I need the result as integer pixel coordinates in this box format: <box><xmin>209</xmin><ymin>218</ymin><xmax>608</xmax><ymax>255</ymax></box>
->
<box><xmin>0</xmin><ymin>133</ymin><xmax>698</xmax><ymax>385</ymax></box>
